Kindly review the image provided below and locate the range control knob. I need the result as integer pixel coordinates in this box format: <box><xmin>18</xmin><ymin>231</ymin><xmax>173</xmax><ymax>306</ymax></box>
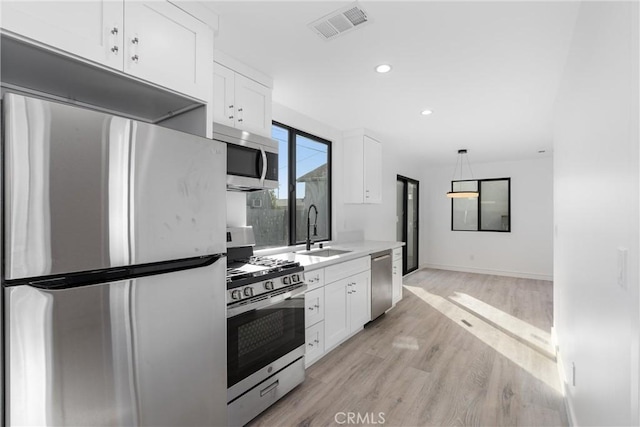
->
<box><xmin>243</xmin><ymin>287</ymin><xmax>254</xmax><ymax>297</ymax></box>
<box><xmin>264</xmin><ymin>281</ymin><xmax>274</xmax><ymax>290</ymax></box>
<box><xmin>231</xmin><ymin>289</ymin><xmax>242</xmax><ymax>300</ymax></box>
<box><xmin>282</xmin><ymin>276</ymin><xmax>290</xmax><ymax>285</ymax></box>
<box><xmin>292</xmin><ymin>273</ymin><xmax>300</xmax><ymax>283</ymax></box>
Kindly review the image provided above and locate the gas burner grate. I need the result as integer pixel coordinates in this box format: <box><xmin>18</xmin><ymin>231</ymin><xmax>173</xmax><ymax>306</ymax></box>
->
<box><xmin>245</xmin><ymin>256</ymin><xmax>298</xmax><ymax>268</ymax></box>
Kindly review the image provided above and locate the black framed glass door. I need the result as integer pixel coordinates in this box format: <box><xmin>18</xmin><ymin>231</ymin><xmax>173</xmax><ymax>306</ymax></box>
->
<box><xmin>397</xmin><ymin>175</ymin><xmax>419</xmax><ymax>275</ymax></box>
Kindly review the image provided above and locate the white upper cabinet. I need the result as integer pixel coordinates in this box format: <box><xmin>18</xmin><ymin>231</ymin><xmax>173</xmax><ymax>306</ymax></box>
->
<box><xmin>235</xmin><ymin>74</ymin><xmax>272</xmax><ymax>136</ymax></box>
<box><xmin>343</xmin><ymin>131</ymin><xmax>383</xmax><ymax>204</ymax></box>
<box><xmin>213</xmin><ymin>62</ymin><xmax>272</xmax><ymax>137</ymax></box>
<box><xmin>123</xmin><ymin>2</ymin><xmax>213</xmax><ymax>100</ymax></box>
<box><xmin>1</xmin><ymin>1</ymin><xmax>213</xmax><ymax>101</ymax></box>
<box><xmin>1</xmin><ymin>0</ymin><xmax>124</xmax><ymax>70</ymax></box>
<box><xmin>212</xmin><ymin>63</ymin><xmax>236</xmax><ymax>127</ymax></box>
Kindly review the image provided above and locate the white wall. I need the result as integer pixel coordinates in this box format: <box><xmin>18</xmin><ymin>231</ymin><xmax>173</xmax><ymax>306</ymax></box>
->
<box><xmin>422</xmin><ymin>157</ymin><xmax>554</xmax><ymax>280</ymax></box>
<box><xmin>553</xmin><ymin>2</ymin><xmax>639</xmax><ymax>426</ymax></box>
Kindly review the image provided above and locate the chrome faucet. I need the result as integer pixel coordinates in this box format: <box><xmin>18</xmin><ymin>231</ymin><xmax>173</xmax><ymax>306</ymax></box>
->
<box><xmin>306</xmin><ymin>204</ymin><xmax>318</xmax><ymax>251</ymax></box>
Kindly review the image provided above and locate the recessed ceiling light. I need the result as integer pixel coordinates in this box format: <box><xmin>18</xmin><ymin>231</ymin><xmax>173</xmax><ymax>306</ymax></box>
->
<box><xmin>421</xmin><ymin>109</ymin><xmax>433</xmax><ymax>116</ymax></box>
<box><xmin>375</xmin><ymin>64</ymin><xmax>392</xmax><ymax>73</ymax></box>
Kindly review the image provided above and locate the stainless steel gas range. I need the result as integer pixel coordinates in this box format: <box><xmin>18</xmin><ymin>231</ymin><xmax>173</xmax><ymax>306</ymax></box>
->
<box><xmin>226</xmin><ymin>227</ymin><xmax>306</xmax><ymax>426</ymax></box>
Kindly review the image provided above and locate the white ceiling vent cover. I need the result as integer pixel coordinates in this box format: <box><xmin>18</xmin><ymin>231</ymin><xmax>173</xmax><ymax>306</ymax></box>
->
<box><xmin>309</xmin><ymin>2</ymin><xmax>370</xmax><ymax>41</ymax></box>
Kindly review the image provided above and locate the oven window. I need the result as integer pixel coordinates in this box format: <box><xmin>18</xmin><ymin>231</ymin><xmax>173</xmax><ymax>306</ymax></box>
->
<box><xmin>238</xmin><ymin>310</ymin><xmax>284</xmax><ymax>360</ymax></box>
<box><xmin>227</xmin><ymin>297</ymin><xmax>304</xmax><ymax>387</ymax></box>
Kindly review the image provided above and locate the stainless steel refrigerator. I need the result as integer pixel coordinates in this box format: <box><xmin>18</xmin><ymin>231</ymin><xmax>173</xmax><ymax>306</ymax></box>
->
<box><xmin>2</xmin><ymin>93</ymin><xmax>228</xmax><ymax>426</ymax></box>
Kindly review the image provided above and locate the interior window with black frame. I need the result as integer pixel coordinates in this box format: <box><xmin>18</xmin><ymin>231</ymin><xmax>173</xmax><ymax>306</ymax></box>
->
<box><xmin>451</xmin><ymin>178</ymin><xmax>510</xmax><ymax>232</ymax></box>
<box><xmin>247</xmin><ymin>123</ymin><xmax>331</xmax><ymax>248</ymax></box>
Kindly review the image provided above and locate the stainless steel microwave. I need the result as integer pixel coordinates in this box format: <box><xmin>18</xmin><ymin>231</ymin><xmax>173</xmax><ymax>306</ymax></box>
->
<box><xmin>212</xmin><ymin>123</ymin><xmax>278</xmax><ymax>192</ymax></box>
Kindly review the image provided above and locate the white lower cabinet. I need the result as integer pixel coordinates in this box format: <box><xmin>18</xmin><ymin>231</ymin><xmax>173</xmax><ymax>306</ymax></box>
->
<box><xmin>304</xmin><ymin>256</ymin><xmax>372</xmax><ymax>366</ymax></box>
<box><xmin>304</xmin><ymin>272</ymin><xmax>325</xmax><ymax>367</ymax></box>
<box><xmin>305</xmin><ymin>287</ymin><xmax>324</xmax><ymax>328</ymax></box>
<box><xmin>324</xmin><ymin>270</ymin><xmax>370</xmax><ymax>351</ymax></box>
<box><xmin>392</xmin><ymin>247</ymin><xmax>403</xmax><ymax>304</ymax></box>
<box><xmin>305</xmin><ymin>321</ymin><xmax>324</xmax><ymax>367</ymax></box>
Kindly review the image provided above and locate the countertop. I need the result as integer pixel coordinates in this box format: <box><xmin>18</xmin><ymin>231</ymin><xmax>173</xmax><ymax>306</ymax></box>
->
<box><xmin>263</xmin><ymin>240</ymin><xmax>404</xmax><ymax>270</ymax></box>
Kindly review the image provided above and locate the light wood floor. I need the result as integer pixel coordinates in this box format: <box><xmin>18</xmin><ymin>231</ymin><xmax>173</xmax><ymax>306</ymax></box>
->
<box><xmin>249</xmin><ymin>269</ymin><xmax>568</xmax><ymax>427</ymax></box>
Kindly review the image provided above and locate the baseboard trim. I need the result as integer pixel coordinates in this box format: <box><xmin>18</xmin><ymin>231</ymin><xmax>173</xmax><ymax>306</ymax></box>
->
<box><xmin>422</xmin><ymin>263</ymin><xmax>553</xmax><ymax>281</ymax></box>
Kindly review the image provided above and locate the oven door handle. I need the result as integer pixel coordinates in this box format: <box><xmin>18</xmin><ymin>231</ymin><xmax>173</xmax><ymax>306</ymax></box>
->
<box><xmin>227</xmin><ymin>284</ymin><xmax>307</xmax><ymax>318</ymax></box>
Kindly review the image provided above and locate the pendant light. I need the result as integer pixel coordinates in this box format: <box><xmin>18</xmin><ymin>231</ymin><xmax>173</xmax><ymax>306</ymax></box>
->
<box><xmin>446</xmin><ymin>149</ymin><xmax>479</xmax><ymax>198</ymax></box>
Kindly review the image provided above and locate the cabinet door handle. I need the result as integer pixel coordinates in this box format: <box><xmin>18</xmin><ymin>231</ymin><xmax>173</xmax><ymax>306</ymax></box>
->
<box><xmin>109</xmin><ymin>26</ymin><xmax>120</xmax><ymax>55</ymax></box>
<box><xmin>308</xmin><ymin>306</ymin><xmax>314</xmax><ymax>311</ymax></box>
<box><xmin>131</xmin><ymin>54</ymin><xmax>139</xmax><ymax>63</ymax></box>
<box><xmin>308</xmin><ymin>342</ymin><xmax>314</xmax><ymax>347</ymax></box>
<box><xmin>229</xmin><ymin>105</ymin><xmax>234</xmax><ymax>109</ymax></box>
<box><xmin>131</xmin><ymin>36</ymin><xmax>139</xmax><ymax>45</ymax></box>
<box><xmin>314</xmin><ymin>339</ymin><xmax>320</xmax><ymax>344</ymax></box>
<box><xmin>314</xmin><ymin>304</ymin><xmax>320</xmax><ymax>308</ymax></box>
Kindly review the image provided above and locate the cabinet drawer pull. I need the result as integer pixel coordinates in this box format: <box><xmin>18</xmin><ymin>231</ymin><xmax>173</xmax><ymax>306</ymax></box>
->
<box><xmin>260</xmin><ymin>380</ymin><xmax>279</xmax><ymax>397</ymax></box>
<box><xmin>111</xmin><ymin>46</ymin><xmax>119</xmax><ymax>53</ymax></box>
<box><xmin>314</xmin><ymin>304</ymin><xmax>320</xmax><ymax>308</ymax></box>
<box><xmin>314</xmin><ymin>339</ymin><xmax>319</xmax><ymax>344</ymax></box>
<box><xmin>308</xmin><ymin>306</ymin><xmax>314</xmax><ymax>311</ymax></box>
<box><xmin>131</xmin><ymin>54</ymin><xmax>139</xmax><ymax>63</ymax></box>
<box><xmin>111</xmin><ymin>27</ymin><xmax>119</xmax><ymax>35</ymax></box>
<box><xmin>131</xmin><ymin>36</ymin><xmax>139</xmax><ymax>45</ymax></box>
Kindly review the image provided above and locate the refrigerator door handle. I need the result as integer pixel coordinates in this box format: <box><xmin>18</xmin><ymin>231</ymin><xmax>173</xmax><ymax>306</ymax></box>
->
<box><xmin>5</xmin><ymin>254</ymin><xmax>226</xmax><ymax>290</ymax></box>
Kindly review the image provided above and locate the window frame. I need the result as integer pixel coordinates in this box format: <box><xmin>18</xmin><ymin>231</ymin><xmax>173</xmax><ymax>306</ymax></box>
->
<box><xmin>274</xmin><ymin>121</ymin><xmax>332</xmax><ymax>247</ymax></box>
<box><xmin>450</xmin><ymin>177</ymin><xmax>511</xmax><ymax>232</ymax></box>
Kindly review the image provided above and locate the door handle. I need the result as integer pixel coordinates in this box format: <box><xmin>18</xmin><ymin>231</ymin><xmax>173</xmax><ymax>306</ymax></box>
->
<box><xmin>259</xmin><ymin>147</ymin><xmax>267</xmax><ymax>185</ymax></box>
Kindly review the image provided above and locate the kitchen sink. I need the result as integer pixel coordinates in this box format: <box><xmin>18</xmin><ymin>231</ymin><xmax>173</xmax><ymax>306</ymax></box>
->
<box><xmin>298</xmin><ymin>248</ymin><xmax>351</xmax><ymax>257</ymax></box>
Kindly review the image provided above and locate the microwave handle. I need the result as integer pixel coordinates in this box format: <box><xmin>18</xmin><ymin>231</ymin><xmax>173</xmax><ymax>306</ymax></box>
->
<box><xmin>259</xmin><ymin>147</ymin><xmax>267</xmax><ymax>185</ymax></box>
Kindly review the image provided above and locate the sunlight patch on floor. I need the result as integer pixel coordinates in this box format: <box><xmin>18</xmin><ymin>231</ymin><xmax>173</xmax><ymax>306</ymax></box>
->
<box><xmin>405</xmin><ymin>285</ymin><xmax>563</xmax><ymax>394</ymax></box>
<box><xmin>392</xmin><ymin>335</ymin><xmax>420</xmax><ymax>350</ymax></box>
<box><xmin>449</xmin><ymin>292</ymin><xmax>555</xmax><ymax>358</ymax></box>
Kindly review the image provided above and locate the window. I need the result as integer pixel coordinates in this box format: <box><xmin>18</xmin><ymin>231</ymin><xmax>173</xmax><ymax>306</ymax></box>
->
<box><xmin>247</xmin><ymin>122</ymin><xmax>331</xmax><ymax>248</ymax></box>
<box><xmin>451</xmin><ymin>178</ymin><xmax>510</xmax><ymax>232</ymax></box>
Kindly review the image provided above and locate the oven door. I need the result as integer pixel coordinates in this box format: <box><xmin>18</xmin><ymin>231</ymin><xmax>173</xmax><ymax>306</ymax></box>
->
<box><xmin>226</xmin><ymin>143</ymin><xmax>278</xmax><ymax>191</ymax></box>
<box><xmin>227</xmin><ymin>286</ymin><xmax>305</xmax><ymax>398</ymax></box>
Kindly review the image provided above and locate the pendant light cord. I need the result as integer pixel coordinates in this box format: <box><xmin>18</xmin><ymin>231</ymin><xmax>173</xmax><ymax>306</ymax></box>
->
<box><xmin>464</xmin><ymin>151</ymin><xmax>475</xmax><ymax>180</ymax></box>
<box><xmin>451</xmin><ymin>153</ymin><xmax>462</xmax><ymax>181</ymax></box>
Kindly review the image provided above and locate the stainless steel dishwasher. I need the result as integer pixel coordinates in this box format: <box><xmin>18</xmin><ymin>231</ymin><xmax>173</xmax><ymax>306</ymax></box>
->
<box><xmin>371</xmin><ymin>250</ymin><xmax>393</xmax><ymax>320</ymax></box>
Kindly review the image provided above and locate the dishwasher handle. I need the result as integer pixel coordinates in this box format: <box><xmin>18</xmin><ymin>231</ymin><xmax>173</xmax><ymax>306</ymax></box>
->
<box><xmin>372</xmin><ymin>254</ymin><xmax>391</xmax><ymax>262</ymax></box>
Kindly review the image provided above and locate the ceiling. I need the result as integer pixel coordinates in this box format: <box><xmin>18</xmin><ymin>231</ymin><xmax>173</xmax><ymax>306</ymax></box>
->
<box><xmin>208</xmin><ymin>1</ymin><xmax>580</xmax><ymax>165</ymax></box>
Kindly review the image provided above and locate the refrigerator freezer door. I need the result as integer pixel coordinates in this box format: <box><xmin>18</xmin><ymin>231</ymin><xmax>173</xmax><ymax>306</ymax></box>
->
<box><xmin>5</xmin><ymin>258</ymin><xmax>227</xmax><ymax>426</ymax></box>
<box><xmin>3</xmin><ymin>93</ymin><xmax>226</xmax><ymax>280</ymax></box>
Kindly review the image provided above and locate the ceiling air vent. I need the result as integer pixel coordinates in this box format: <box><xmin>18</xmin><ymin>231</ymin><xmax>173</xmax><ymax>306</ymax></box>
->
<box><xmin>309</xmin><ymin>2</ymin><xmax>370</xmax><ymax>41</ymax></box>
